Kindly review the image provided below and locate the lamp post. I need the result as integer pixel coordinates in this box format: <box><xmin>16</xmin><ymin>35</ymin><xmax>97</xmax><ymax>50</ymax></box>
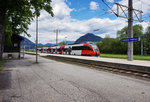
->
<box><xmin>55</xmin><ymin>29</ymin><xmax>60</xmax><ymax>53</ymax></box>
<box><xmin>56</xmin><ymin>29</ymin><xmax>58</xmax><ymax>53</ymax></box>
<box><xmin>65</xmin><ymin>36</ymin><xmax>67</xmax><ymax>45</ymax></box>
<box><xmin>35</xmin><ymin>15</ymin><xmax>38</xmax><ymax>63</ymax></box>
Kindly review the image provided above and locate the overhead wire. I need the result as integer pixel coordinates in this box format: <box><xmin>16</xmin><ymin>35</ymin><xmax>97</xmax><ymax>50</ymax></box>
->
<box><xmin>90</xmin><ymin>0</ymin><xmax>118</xmax><ymax>19</ymax></box>
<box><xmin>94</xmin><ymin>12</ymin><xmax>109</xmax><ymax>18</ymax></box>
<box><xmin>93</xmin><ymin>0</ymin><xmax>149</xmax><ymax>33</ymax></box>
<box><xmin>94</xmin><ymin>10</ymin><xmax>115</xmax><ymax>18</ymax></box>
<box><xmin>93</xmin><ymin>22</ymin><xmax>127</xmax><ymax>32</ymax></box>
<box><xmin>92</xmin><ymin>0</ymin><xmax>122</xmax><ymax>32</ymax></box>
<box><xmin>101</xmin><ymin>0</ymin><xmax>118</xmax><ymax>17</ymax></box>
<box><xmin>93</xmin><ymin>0</ymin><xmax>119</xmax><ymax>18</ymax></box>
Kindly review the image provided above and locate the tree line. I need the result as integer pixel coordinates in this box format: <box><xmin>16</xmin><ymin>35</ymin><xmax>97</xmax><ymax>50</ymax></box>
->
<box><xmin>96</xmin><ymin>24</ymin><xmax>150</xmax><ymax>55</ymax></box>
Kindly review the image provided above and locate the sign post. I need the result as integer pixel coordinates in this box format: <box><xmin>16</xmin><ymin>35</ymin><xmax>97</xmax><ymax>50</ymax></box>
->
<box><xmin>121</xmin><ymin>37</ymin><xmax>140</xmax><ymax>42</ymax></box>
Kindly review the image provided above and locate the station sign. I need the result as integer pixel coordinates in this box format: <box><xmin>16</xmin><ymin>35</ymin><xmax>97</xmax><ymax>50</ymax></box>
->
<box><xmin>121</xmin><ymin>37</ymin><xmax>140</xmax><ymax>42</ymax></box>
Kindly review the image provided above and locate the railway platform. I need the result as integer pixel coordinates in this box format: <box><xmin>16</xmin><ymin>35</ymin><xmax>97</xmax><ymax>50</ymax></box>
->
<box><xmin>41</xmin><ymin>53</ymin><xmax>150</xmax><ymax>67</ymax></box>
<box><xmin>26</xmin><ymin>52</ymin><xmax>150</xmax><ymax>73</ymax></box>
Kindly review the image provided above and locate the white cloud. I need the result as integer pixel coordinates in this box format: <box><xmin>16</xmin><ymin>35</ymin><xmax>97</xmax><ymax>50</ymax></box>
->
<box><xmin>137</xmin><ymin>21</ymin><xmax>150</xmax><ymax>33</ymax></box>
<box><xmin>90</xmin><ymin>1</ymin><xmax>99</xmax><ymax>10</ymax></box>
<box><xmin>28</xmin><ymin>15</ymin><xmax>127</xmax><ymax>44</ymax></box>
<box><xmin>51</xmin><ymin>0</ymin><xmax>73</xmax><ymax>19</ymax></box>
<box><xmin>107</xmin><ymin>0</ymin><xmax>114</xmax><ymax>3</ymax></box>
<box><xmin>27</xmin><ymin>0</ymin><xmax>149</xmax><ymax>44</ymax></box>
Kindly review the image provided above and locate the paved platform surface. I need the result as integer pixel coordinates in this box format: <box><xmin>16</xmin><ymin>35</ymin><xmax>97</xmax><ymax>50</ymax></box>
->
<box><xmin>39</xmin><ymin>53</ymin><xmax>150</xmax><ymax>67</ymax></box>
<box><xmin>1</xmin><ymin>54</ymin><xmax>150</xmax><ymax>102</ymax></box>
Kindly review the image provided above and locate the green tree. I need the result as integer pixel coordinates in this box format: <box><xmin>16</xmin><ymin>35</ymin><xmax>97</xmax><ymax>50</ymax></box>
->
<box><xmin>97</xmin><ymin>35</ymin><xmax>114</xmax><ymax>54</ymax></box>
<box><xmin>59</xmin><ymin>41</ymin><xmax>66</xmax><ymax>46</ymax></box>
<box><xmin>144</xmin><ymin>26</ymin><xmax>150</xmax><ymax>54</ymax></box>
<box><xmin>0</xmin><ymin>0</ymin><xmax>54</xmax><ymax>59</ymax></box>
<box><xmin>110</xmin><ymin>38</ymin><xmax>127</xmax><ymax>54</ymax></box>
<box><xmin>96</xmin><ymin>41</ymin><xmax>102</xmax><ymax>52</ymax></box>
<box><xmin>97</xmin><ymin>24</ymin><xmax>143</xmax><ymax>54</ymax></box>
<box><xmin>117</xmin><ymin>24</ymin><xmax>143</xmax><ymax>54</ymax></box>
<box><xmin>117</xmin><ymin>26</ymin><xmax>128</xmax><ymax>39</ymax></box>
<box><xmin>97</xmin><ymin>38</ymin><xmax>127</xmax><ymax>54</ymax></box>
<box><xmin>133</xmin><ymin>24</ymin><xmax>143</xmax><ymax>54</ymax></box>
<box><xmin>117</xmin><ymin>24</ymin><xmax>143</xmax><ymax>38</ymax></box>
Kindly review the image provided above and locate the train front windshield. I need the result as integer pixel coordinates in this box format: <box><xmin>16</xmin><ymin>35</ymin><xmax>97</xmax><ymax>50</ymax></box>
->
<box><xmin>90</xmin><ymin>44</ymin><xmax>99</xmax><ymax>51</ymax></box>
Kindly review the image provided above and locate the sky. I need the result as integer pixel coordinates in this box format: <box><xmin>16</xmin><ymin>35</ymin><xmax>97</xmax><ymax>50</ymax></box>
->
<box><xmin>26</xmin><ymin>0</ymin><xmax>150</xmax><ymax>44</ymax></box>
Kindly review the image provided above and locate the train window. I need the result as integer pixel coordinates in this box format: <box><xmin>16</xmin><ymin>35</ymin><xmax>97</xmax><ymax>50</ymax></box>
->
<box><xmin>87</xmin><ymin>46</ymin><xmax>92</xmax><ymax>50</ymax></box>
<box><xmin>82</xmin><ymin>46</ymin><xmax>92</xmax><ymax>50</ymax></box>
<box><xmin>78</xmin><ymin>46</ymin><xmax>82</xmax><ymax>50</ymax></box>
<box><xmin>72</xmin><ymin>46</ymin><xmax>92</xmax><ymax>50</ymax></box>
<box><xmin>72</xmin><ymin>47</ymin><xmax>76</xmax><ymax>50</ymax></box>
<box><xmin>81</xmin><ymin>46</ymin><xmax>85</xmax><ymax>50</ymax></box>
<box><xmin>90</xmin><ymin>44</ymin><xmax>99</xmax><ymax>51</ymax></box>
<box><xmin>74</xmin><ymin>47</ymin><xmax>77</xmax><ymax>50</ymax></box>
<box><xmin>72</xmin><ymin>46</ymin><xmax>81</xmax><ymax>50</ymax></box>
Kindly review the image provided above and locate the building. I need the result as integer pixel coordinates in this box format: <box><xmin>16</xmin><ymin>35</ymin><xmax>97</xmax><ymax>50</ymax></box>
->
<box><xmin>3</xmin><ymin>34</ymin><xmax>24</xmax><ymax>59</ymax></box>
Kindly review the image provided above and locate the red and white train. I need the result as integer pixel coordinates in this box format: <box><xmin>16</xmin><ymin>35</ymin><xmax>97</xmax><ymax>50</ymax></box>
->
<box><xmin>38</xmin><ymin>43</ymin><xmax>100</xmax><ymax>56</ymax></box>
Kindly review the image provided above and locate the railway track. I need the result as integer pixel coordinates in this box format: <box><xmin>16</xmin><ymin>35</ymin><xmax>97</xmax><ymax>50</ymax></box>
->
<box><xmin>85</xmin><ymin>63</ymin><xmax>150</xmax><ymax>79</ymax></box>
<box><xmin>43</xmin><ymin>56</ymin><xmax>150</xmax><ymax>79</ymax></box>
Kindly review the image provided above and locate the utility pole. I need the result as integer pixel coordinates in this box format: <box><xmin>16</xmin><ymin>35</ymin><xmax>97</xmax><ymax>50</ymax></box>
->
<box><xmin>36</xmin><ymin>15</ymin><xmax>38</xmax><ymax>63</ymax></box>
<box><xmin>141</xmin><ymin>37</ymin><xmax>143</xmax><ymax>57</ymax></box>
<box><xmin>56</xmin><ymin>29</ymin><xmax>59</xmax><ymax>54</ymax></box>
<box><xmin>141</xmin><ymin>34</ymin><xmax>147</xmax><ymax>57</ymax></box>
<box><xmin>116</xmin><ymin>1</ymin><xmax>143</xmax><ymax>61</ymax></box>
<box><xmin>65</xmin><ymin>36</ymin><xmax>67</xmax><ymax>45</ymax></box>
<box><xmin>128</xmin><ymin>0</ymin><xmax>133</xmax><ymax>61</ymax></box>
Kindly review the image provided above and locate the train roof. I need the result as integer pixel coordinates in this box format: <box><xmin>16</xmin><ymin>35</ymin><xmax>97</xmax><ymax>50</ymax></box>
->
<box><xmin>38</xmin><ymin>42</ymin><xmax>96</xmax><ymax>49</ymax></box>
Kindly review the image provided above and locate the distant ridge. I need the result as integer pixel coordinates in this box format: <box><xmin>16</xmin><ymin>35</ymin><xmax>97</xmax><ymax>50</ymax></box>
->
<box><xmin>21</xmin><ymin>37</ymin><xmax>35</xmax><ymax>49</ymax></box>
<box><xmin>75</xmin><ymin>33</ymin><xmax>102</xmax><ymax>43</ymax></box>
<box><xmin>21</xmin><ymin>37</ymin><xmax>75</xmax><ymax>49</ymax></box>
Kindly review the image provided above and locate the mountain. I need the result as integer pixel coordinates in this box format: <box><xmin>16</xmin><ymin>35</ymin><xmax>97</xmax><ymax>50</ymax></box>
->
<box><xmin>38</xmin><ymin>43</ymin><xmax>44</xmax><ymax>47</ymax></box>
<box><xmin>21</xmin><ymin>37</ymin><xmax>57</xmax><ymax>49</ymax></box>
<box><xmin>21</xmin><ymin>37</ymin><xmax>35</xmax><ymax>49</ymax></box>
<box><xmin>21</xmin><ymin>37</ymin><xmax>75</xmax><ymax>49</ymax></box>
<box><xmin>45</xmin><ymin>43</ymin><xmax>55</xmax><ymax>46</ymax></box>
<box><xmin>37</xmin><ymin>43</ymin><xmax>55</xmax><ymax>47</ymax></box>
<box><xmin>75</xmin><ymin>33</ymin><xmax>102</xmax><ymax>43</ymax></box>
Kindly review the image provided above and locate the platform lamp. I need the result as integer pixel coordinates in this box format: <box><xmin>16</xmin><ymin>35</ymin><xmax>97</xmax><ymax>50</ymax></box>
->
<box><xmin>35</xmin><ymin>14</ymin><xmax>38</xmax><ymax>63</ymax></box>
<box><xmin>65</xmin><ymin>36</ymin><xmax>67</xmax><ymax>45</ymax></box>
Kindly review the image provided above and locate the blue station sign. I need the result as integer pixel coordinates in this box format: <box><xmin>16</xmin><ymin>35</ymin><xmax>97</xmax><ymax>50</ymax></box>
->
<box><xmin>121</xmin><ymin>37</ymin><xmax>140</xmax><ymax>42</ymax></box>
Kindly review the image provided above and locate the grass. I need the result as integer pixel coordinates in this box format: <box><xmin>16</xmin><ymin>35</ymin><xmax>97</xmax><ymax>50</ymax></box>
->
<box><xmin>0</xmin><ymin>60</ymin><xmax>5</xmax><ymax>70</ymax></box>
<box><xmin>21</xmin><ymin>49</ymin><xmax>35</xmax><ymax>52</ymax></box>
<box><xmin>25</xmin><ymin>49</ymin><xmax>35</xmax><ymax>52</ymax></box>
<box><xmin>100</xmin><ymin>53</ymin><xmax>150</xmax><ymax>61</ymax></box>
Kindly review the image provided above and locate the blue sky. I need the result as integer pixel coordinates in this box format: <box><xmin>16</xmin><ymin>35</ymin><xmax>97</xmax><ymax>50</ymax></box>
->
<box><xmin>67</xmin><ymin>0</ymin><xmax>149</xmax><ymax>21</ymax></box>
<box><xmin>68</xmin><ymin>0</ymin><xmax>117</xmax><ymax>20</ymax></box>
<box><xmin>27</xmin><ymin>0</ymin><xmax>150</xmax><ymax>44</ymax></box>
